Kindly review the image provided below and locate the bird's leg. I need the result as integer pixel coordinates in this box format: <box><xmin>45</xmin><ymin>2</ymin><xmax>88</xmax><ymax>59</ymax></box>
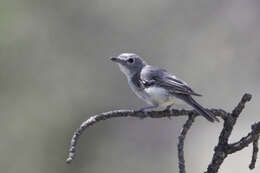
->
<box><xmin>137</xmin><ymin>105</ymin><xmax>158</xmax><ymax>118</ymax></box>
<box><xmin>164</xmin><ymin>104</ymin><xmax>174</xmax><ymax>119</ymax></box>
<box><xmin>165</xmin><ymin>104</ymin><xmax>173</xmax><ymax>111</ymax></box>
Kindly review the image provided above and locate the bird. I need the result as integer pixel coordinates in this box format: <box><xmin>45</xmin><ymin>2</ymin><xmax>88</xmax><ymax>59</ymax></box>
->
<box><xmin>110</xmin><ymin>53</ymin><xmax>219</xmax><ymax>122</ymax></box>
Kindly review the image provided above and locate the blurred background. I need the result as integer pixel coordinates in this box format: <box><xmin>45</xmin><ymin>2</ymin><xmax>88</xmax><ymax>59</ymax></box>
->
<box><xmin>1</xmin><ymin>0</ymin><xmax>260</xmax><ymax>172</ymax></box>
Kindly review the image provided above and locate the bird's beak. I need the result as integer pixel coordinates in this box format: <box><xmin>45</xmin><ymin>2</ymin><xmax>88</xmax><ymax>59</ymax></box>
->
<box><xmin>110</xmin><ymin>56</ymin><xmax>123</xmax><ymax>63</ymax></box>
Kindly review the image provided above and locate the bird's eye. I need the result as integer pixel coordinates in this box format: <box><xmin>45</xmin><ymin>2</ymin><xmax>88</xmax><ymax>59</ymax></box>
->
<box><xmin>127</xmin><ymin>58</ymin><xmax>134</xmax><ymax>64</ymax></box>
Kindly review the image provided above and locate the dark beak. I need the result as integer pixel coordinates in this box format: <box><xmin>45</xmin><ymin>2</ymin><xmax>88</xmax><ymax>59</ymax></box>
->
<box><xmin>110</xmin><ymin>56</ymin><xmax>123</xmax><ymax>63</ymax></box>
<box><xmin>110</xmin><ymin>56</ymin><xmax>118</xmax><ymax>62</ymax></box>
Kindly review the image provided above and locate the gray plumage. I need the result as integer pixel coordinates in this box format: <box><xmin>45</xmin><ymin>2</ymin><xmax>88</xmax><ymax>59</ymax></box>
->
<box><xmin>110</xmin><ymin>53</ymin><xmax>219</xmax><ymax>122</ymax></box>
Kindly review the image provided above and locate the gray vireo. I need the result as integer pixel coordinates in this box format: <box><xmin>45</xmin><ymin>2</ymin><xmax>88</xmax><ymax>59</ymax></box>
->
<box><xmin>110</xmin><ymin>53</ymin><xmax>218</xmax><ymax>122</ymax></box>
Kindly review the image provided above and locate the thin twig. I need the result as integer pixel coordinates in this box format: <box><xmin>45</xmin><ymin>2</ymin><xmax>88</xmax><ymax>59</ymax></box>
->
<box><xmin>249</xmin><ymin>123</ymin><xmax>260</xmax><ymax>169</ymax></box>
<box><xmin>227</xmin><ymin>121</ymin><xmax>260</xmax><ymax>154</ymax></box>
<box><xmin>178</xmin><ymin>113</ymin><xmax>196</xmax><ymax>173</ymax></box>
<box><xmin>249</xmin><ymin>136</ymin><xmax>259</xmax><ymax>169</ymax></box>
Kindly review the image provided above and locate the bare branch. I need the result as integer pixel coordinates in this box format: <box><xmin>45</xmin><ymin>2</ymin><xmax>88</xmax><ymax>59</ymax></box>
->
<box><xmin>205</xmin><ymin>93</ymin><xmax>253</xmax><ymax>173</ymax></box>
<box><xmin>66</xmin><ymin>108</ymin><xmax>226</xmax><ymax>163</ymax></box>
<box><xmin>227</xmin><ymin>122</ymin><xmax>260</xmax><ymax>154</ymax></box>
<box><xmin>178</xmin><ymin>113</ymin><xmax>196</xmax><ymax>173</ymax></box>
<box><xmin>249</xmin><ymin>135</ymin><xmax>259</xmax><ymax>169</ymax></box>
<box><xmin>249</xmin><ymin>122</ymin><xmax>260</xmax><ymax>169</ymax></box>
<box><xmin>66</xmin><ymin>93</ymin><xmax>259</xmax><ymax>173</ymax></box>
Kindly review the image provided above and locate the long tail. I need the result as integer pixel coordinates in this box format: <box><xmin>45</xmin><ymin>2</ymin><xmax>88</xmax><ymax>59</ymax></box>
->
<box><xmin>181</xmin><ymin>96</ymin><xmax>219</xmax><ymax>122</ymax></box>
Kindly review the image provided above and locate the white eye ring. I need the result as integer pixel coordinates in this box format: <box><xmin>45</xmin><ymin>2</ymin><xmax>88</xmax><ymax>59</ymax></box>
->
<box><xmin>127</xmin><ymin>58</ymin><xmax>134</xmax><ymax>64</ymax></box>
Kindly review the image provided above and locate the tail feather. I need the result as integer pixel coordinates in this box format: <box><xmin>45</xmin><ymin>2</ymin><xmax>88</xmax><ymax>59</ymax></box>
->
<box><xmin>182</xmin><ymin>96</ymin><xmax>219</xmax><ymax>122</ymax></box>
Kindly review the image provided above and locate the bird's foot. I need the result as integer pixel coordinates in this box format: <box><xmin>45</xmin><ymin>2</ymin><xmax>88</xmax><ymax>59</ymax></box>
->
<box><xmin>165</xmin><ymin>104</ymin><xmax>173</xmax><ymax>111</ymax></box>
<box><xmin>137</xmin><ymin>106</ymin><xmax>158</xmax><ymax>119</ymax></box>
<box><xmin>164</xmin><ymin>104</ymin><xmax>174</xmax><ymax>119</ymax></box>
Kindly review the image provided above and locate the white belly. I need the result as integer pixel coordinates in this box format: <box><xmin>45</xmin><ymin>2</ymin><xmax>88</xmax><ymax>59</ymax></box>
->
<box><xmin>128</xmin><ymin>79</ymin><xmax>175</xmax><ymax>108</ymax></box>
<box><xmin>144</xmin><ymin>86</ymin><xmax>175</xmax><ymax>107</ymax></box>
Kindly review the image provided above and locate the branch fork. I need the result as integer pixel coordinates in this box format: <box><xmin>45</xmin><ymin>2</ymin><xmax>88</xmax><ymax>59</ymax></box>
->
<box><xmin>66</xmin><ymin>93</ymin><xmax>259</xmax><ymax>173</ymax></box>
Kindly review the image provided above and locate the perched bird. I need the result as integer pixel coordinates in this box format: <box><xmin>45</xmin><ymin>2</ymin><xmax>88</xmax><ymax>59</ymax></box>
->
<box><xmin>110</xmin><ymin>53</ymin><xmax>218</xmax><ymax>122</ymax></box>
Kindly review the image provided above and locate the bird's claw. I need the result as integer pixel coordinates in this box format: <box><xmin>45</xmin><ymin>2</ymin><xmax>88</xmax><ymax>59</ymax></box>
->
<box><xmin>137</xmin><ymin>108</ymin><xmax>149</xmax><ymax>119</ymax></box>
<box><xmin>164</xmin><ymin>105</ymin><xmax>173</xmax><ymax>119</ymax></box>
<box><xmin>137</xmin><ymin>106</ymin><xmax>158</xmax><ymax>119</ymax></box>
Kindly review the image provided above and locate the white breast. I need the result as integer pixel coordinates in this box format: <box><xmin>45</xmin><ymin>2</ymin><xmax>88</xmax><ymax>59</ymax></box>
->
<box><xmin>144</xmin><ymin>86</ymin><xmax>175</xmax><ymax>107</ymax></box>
<box><xmin>127</xmin><ymin>79</ymin><xmax>153</xmax><ymax>105</ymax></box>
<box><xmin>128</xmin><ymin>78</ymin><xmax>176</xmax><ymax>108</ymax></box>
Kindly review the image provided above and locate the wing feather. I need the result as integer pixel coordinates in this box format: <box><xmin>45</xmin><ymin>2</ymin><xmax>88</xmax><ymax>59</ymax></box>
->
<box><xmin>140</xmin><ymin>66</ymin><xmax>202</xmax><ymax>96</ymax></box>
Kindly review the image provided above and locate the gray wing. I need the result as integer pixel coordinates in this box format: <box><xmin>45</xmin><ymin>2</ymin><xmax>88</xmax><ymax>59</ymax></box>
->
<box><xmin>140</xmin><ymin>65</ymin><xmax>202</xmax><ymax>96</ymax></box>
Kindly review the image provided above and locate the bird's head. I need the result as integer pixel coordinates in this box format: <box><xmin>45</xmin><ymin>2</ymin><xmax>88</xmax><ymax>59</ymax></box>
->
<box><xmin>110</xmin><ymin>53</ymin><xmax>147</xmax><ymax>77</ymax></box>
